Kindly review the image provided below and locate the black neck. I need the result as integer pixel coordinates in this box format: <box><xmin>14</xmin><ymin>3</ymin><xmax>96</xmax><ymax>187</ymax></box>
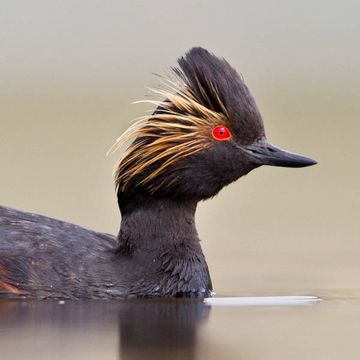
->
<box><xmin>117</xmin><ymin>193</ymin><xmax>199</xmax><ymax>253</ymax></box>
<box><xmin>116</xmin><ymin>192</ymin><xmax>212</xmax><ymax>298</ymax></box>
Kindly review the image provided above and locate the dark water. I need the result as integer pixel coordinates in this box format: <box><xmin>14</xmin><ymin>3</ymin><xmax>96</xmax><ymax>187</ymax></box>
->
<box><xmin>1</xmin><ymin>295</ymin><xmax>360</xmax><ymax>360</ymax></box>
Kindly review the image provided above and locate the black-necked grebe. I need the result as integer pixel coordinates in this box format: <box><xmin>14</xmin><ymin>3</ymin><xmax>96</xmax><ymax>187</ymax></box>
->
<box><xmin>0</xmin><ymin>47</ymin><xmax>316</xmax><ymax>299</ymax></box>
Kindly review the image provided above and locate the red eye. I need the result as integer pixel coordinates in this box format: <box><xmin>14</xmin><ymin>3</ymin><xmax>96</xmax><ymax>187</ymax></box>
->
<box><xmin>212</xmin><ymin>126</ymin><xmax>231</xmax><ymax>141</ymax></box>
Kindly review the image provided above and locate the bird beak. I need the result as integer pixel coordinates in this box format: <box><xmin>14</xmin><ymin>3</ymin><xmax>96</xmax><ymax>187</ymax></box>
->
<box><xmin>244</xmin><ymin>139</ymin><xmax>317</xmax><ymax>168</ymax></box>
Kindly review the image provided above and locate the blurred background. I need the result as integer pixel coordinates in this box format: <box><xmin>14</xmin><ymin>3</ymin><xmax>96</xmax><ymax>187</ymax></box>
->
<box><xmin>1</xmin><ymin>0</ymin><xmax>359</xmax><ymax>298</ymax></box>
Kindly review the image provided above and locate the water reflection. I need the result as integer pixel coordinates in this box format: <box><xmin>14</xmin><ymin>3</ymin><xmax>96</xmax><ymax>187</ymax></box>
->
<box><xmin>2</xmin><ymin>297</ymin><xmax>360</xmax><ymax>359</ymax></box>
<box><xmin>0</xmin><ymin>299</ymin><xmax>210</xmax><ymax>360</ymax></box>
<box><xmin>118</xmin><ymin>300</ymin><xmax>209</xmax><ymax>360</ymax></box>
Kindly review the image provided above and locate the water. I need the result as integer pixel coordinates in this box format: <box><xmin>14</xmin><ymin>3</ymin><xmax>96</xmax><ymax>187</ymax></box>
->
<box><xmin>1</xmin><ymin>294</ymin><xmax>359</xmax><ymax>360</ymax></box>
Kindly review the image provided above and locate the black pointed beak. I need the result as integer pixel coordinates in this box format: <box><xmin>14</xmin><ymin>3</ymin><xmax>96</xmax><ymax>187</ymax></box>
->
<box><xmin>244</xmin><ymin>139</ymin><xmax>317</xmax><ymax>168</ymax></box>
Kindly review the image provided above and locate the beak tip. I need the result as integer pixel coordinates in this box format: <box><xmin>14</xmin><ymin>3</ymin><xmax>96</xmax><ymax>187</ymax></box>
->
<box><xmin>299</xmin><ymin>157</ymin><xmax>317</xmax><ymax>167</ymax></box>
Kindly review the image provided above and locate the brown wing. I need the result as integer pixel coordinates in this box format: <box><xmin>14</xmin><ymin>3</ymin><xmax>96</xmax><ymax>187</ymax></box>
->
<box><xmin>0</xmin><ymin>265</ymin><xmax>23</xmax><ymax>296</ymax></box>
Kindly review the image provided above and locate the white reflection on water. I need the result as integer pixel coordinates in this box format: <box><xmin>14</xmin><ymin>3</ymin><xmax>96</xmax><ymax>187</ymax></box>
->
<box><xmin>205</xmin><ymin>296</ymin><xmax>322</xmax><ymax>307</ymax></box>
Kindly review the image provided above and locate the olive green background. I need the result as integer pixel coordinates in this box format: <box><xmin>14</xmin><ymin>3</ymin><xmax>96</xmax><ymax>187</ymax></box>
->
<box><xmin>1</xmin><ymin>0</ymin><xmax>359</xmax><ymax>298</ymax></box>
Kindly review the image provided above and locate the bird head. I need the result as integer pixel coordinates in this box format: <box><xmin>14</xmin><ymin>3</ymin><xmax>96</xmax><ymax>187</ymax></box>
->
<box><xmin>110</xmin><ymin>47</ymin><xmax>316</xmax><ymax>203</ymax></box>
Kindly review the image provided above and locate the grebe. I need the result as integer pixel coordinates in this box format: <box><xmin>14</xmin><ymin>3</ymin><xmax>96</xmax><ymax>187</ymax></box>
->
<box><xmin>0</xmin><ymin>47</ymin><xmax>316</xmax><ymax>299</ymax></box>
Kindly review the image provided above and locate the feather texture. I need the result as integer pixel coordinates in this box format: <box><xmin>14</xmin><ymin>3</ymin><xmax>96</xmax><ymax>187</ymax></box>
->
<box><xmin>109</xmin><ymin>73</ymin><xmax>229</xmax><ymax>193</ymax></box>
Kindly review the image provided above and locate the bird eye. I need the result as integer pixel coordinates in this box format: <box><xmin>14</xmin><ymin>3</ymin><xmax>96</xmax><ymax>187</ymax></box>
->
<box><xmin>212</xmin><ymin>126</ymin><xmax>231</xmax><ymax>141</ymax></box>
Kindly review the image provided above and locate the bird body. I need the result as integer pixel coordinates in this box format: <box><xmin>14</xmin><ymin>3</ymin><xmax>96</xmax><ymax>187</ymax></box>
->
<box><xmin>0</xmin><ymin>47</ymin><xmax>316</xmax><ymax>299</ymax></box>
<box><xmin>0</xmin><ymin>206</ymin><xmax>118</xmax><ymax>299</ymax></box>
<box><xmin>0</xmin><ymin>199</ymin><xmax>210</xmax><ymax>299</ymax></box>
